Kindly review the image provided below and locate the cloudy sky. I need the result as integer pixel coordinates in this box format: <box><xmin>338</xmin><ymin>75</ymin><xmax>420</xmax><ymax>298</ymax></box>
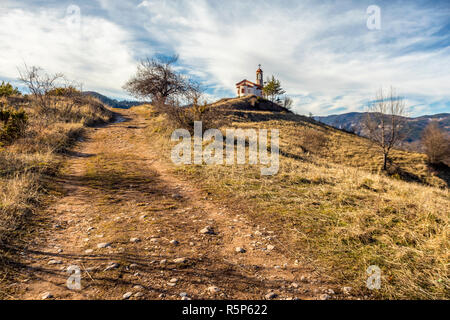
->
<box><xmin>0</xmin><ymin>0</ymin><xmax>449</xmax><ymax>116</ymax></box>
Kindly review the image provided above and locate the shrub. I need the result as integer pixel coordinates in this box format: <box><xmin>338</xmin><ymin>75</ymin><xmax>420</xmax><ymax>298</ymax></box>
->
<box><xmin>0</xmin><ymin>81</ymin><xmax>21</xmax><ymax>97</ymax></box>
<box><xmin>46</xmin><ymin>86</ymin><xmax>80</xmax><ymax>97</ymax></box>
<box><xmin>0</xmin><ymin>107</ymin><xmax>28</xmax><ymax>144</ymax></box>
<box><xmin>298</xmin><ymin>127</ymin><xmax>329</xmax><ymax>154</ymax></box>
<box><xmin>162</xmin><ymin>98</ymin><xmax>227</xmax><ymax>134</ymax></box>
<box><xmin>421</xmin><ymin>121</ymin><xmax>450</xmax><ymax>165</ymax></box>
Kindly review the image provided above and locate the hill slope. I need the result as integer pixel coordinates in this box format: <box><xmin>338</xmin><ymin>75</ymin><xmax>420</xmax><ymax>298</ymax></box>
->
<box><xmin>83</xmin><ymin>91</ymin><xmax>145</xmax><ymax>109</ymax></box>
<box><xmin>140</xmin><ymin>96</ymin><xmax>449</xmax><ymax>299</ymax></box>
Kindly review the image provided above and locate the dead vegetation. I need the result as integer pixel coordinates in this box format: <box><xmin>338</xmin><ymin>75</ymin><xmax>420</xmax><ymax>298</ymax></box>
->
<box><xmin>421</xmin><ymin>121</ymin><xmax>450</xmax><ymax>166</ymax></box>
<box><xmin>0</xmin><ymin>79</ymin><xmax>113</xmax><ymax>248</ymax></box>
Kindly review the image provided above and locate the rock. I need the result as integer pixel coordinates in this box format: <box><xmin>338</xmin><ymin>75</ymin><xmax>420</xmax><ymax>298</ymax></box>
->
<box><xmin>169</xmin><ymin>278</ymin><xmax>178</xmax><ymax>283</ymax></box>
<box><xmin>235</xmin><ymin>247</ymin><xmax>246</xmax><ymax>253</ymax></box>
<box><xmin>56</xmin><ymin>249</ymin><xmax>63</xmax><ymax>253</ymax></box>
<box><xmin>173</xmin><ymin>257</ymin><xmax>187</xmax><ymax>264</ymax></box>
<box><xmin>123</xmin><ymin>292</ymin><xmax>133</xmax><ymax>299</ymax></box>
<box><xmin>41</xmin><ymin>292</ymin><xmax>53</xmax><ymax>299</ymax></box>
<box><xmin>170</xmin><ymin>240</ymin><xmax>179</xmax><ymax>245</ymax></box>
<box><xmin>200</xmin><ymin>226</ymin><xmax>214</xmax><ymax>235</ymax></box>
<box><xmin>189</xmin><ymin>242</ymin><xmax>195</xmax><ymax>246</ymax></box>
<box><xmin>97</xmin><ymin>242</ymin><xmax>111</xmax><ymax>248</ymax></box>
<box><xmin>291</xmin><ymin>283</ymin><xmax>299</xmax><ymax>288</ymax></box>
<box><xmin>181</xmin><ymin>296</ymin><xmax>191</xmax><ymax>300</ymax></box>
<box><xmin>130</xmin><ymin>237</ymin><xmax>141</xmax><ymax>243</ymax></box>
<box><xmin>265</xmin><ymin>292</ymin><xmax>277</xmax><ymax>300</ymax></box>
<box><xmin>319</xmin><ymin>293</ymin><xmax>331</xmax><ymax>300</ymax></box>
<box><xmin>326</xmin><ymin>289</ymin><xmax>335</xmax><ymax>295</ymax></box>
<box><xmin>133</xmin><ymin>285</ymin><xmax>144</xmax><ymax>290</ymax></box>
<box><xmin>87</xmin><ymin>227</ymin><xmax>95</xmax><ymax>232</ymax></box>
<box><xmin>300</xmin><ymin>275</ymin><xmax>307</xmax><ymax>282</ymax></box>
<box><xmin>48</xmin><ymin>260</ymin><xmax>62</xmax><ymax>265</ymax></box>
<box><xmin>158</xmin><ymin>293</ymin><xmax>166</xmax><ymax>298</ymax></box>
<box><xmin>254</xmin><ymin>231</ymin><xmax>263</xmax><ymax>236</ymax></box>
<box><xmin>208</xmin><ymin>286</ymin><xmax>220</xmax><ymax>294</ymax></box>
<box><xmin>342</xmin><ymin>287</ymin><xmax>352</xmax><ymax>295</ymax></box>
<box><xmin>160</xmin><ymin>259</ymin><xmax>167</xmax><ymax>265</ymax></box>
<box><xmin>179</xmin><ymin>292</ymin><xmax>188</xmax><ymax>297</ymax></box>
<box><xmin>129</xmin><ymin>263</ymin><xmax>138</xmax><ymax>269</ymax></box>
<box><xmin>105</xmin><ymin>263</ymin><xmax>119</xmax><ymax>271</ymax></box>
<box><xmin>84</xmin><ymin>249</ymin><xmax>93</xmax><ymax>254</ymax></box>
<box><xmin>267</xmin><ymin>244</ymin><xmax>275</xmax><ymax>250</ymax></box>
<box><xmin>150</xmin><ymin>238</ymin><xmax>159</xmax><ymax>243</ymax></box>
<box><xmin>134</xmin><ymin>292</ymin><xmax>144</xmax><ymax>298</ymax></box>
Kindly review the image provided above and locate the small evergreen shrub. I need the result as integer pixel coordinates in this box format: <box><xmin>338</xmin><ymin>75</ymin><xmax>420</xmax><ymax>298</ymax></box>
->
<box><xmin>0</xmin><ymin>107</ymin><xmax>28</xmax><ymax>144</ymax></box>
<box><xmin>0</xmin><ymin>82</ymin><xmax>21</xmax><ymax>97</ymax></box>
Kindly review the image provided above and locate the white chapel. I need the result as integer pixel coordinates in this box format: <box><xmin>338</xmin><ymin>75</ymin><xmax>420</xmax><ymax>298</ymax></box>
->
<box><xmin>236</xmin><ymin>65</ymin><xmax>264</xmax><ymax>98</ymax></box>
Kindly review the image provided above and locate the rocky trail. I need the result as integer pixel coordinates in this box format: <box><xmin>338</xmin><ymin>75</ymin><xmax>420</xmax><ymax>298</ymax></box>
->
<box><xmin>10</xmin><ymin>108</ymin><xmax>335</xmax><ymax>300</ymax></box>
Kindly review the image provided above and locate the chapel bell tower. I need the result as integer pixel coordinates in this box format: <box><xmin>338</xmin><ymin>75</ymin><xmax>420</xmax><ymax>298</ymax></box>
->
<box><xmin>256</xmin><ymin>64</ymin><xmax>263</xmax><ymax>87</ymax></box>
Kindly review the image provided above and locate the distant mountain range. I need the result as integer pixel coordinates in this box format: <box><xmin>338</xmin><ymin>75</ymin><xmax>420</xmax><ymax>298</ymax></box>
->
<box><xmin>83</xmin><ymin>91</ymin><xmax>145</xmax><ymax>109</ymax></box>
<box><xmin>315</xmin><ymin>112</ymin><xmax>450</xmax><ymax>143</ymax></box>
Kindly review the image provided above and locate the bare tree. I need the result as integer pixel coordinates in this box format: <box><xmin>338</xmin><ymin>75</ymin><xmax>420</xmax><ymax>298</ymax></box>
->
<box><xmin>282</xmin><ymin>95</ymin><xmax>293</xmax><ymax>111</ymax></box>
<box><xmin>364</xmin><ymin>87</ymin><xmax>408</xmax><ymax>170</ymax></box>
<box><xmin>123</xmin><ymin>55</ymin><xmax>196</xmax><ymax>108</ymax></box>
<box><xmin>18</xmin><ymin>64</ymin><xmax>65</xmax><ymax>112</ymax></box>
<box><xmin>421</xmin><ymin>121</ymin><xmax>450</xmax><ymax>165</ymax></box>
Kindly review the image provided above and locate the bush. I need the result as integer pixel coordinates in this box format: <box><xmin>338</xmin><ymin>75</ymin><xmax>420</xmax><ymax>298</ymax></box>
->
<box><xmin>160</xmin><ymin>98</ymin><xmax>227</xmax><ymax>134</ymax></box>
<box><xmin>421</xmin><ymin>121</ymin><xmax>450</xmax><ymax>165</ymax></box>
<box><xmin>0</xmin><ymin>107</ymin><xmax>28</xmax><ymax>144</ymax></box>
<box><xmin>46</xmin><ymin>86</ymin><xmax>80</xmax><ymax>97</ymax></box>
<box><xmin>298</xmin><ymin>127</ymin><xmax>329</xmax><ymax>154</ymax></box>
<box><xmin>0</xmin><ymin>82</ymin><xmax>21</xmax><ymax>97</ymax></box>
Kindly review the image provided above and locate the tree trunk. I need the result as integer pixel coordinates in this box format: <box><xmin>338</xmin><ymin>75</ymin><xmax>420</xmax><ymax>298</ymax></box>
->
<box><xmin>383</xmin><ymin>153</ymin><xmax>388</xmax><ymax>170</ymax></box>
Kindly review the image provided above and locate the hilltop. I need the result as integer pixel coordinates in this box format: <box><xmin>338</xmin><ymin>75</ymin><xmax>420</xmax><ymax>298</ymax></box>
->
<box><xmin>210</xmin><ymin>95</ymin><xmax>292</xmax><ymax>113</ymax></box>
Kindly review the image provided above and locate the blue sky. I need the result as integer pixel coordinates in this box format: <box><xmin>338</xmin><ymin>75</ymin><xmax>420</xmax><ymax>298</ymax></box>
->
<box><xmin>0</xmin><ymin>0</ymin><xmax>449</xmax><ymax>116</ymax></box>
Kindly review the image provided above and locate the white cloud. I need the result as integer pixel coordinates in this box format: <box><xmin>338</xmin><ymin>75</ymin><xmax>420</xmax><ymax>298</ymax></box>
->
<box><xmin>135</xmin><ymin>0</ymin><xmax>450</xmax><ymax>116</ymax></box>
<box><xmin>0</xmin><ymin>6</ymin><xmax>137</xmax><ymax>98</ymax></box>
<box><xmin>1</xmin><ymin>1</ymin><xmax>449</xmax><ymax>115</ymax></box>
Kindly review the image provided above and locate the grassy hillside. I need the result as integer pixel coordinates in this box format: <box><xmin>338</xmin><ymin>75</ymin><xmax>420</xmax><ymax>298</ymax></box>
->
<box><xmin>140</xmin><ymin>96</ymin><xmax>449</xmax><ymax>299</ymax></box>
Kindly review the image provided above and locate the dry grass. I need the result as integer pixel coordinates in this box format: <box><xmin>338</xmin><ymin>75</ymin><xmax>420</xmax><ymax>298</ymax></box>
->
<box><xmin>139</xmin><ymin>100</ymin><xmax>449</xmax><ymax>299</ymax></box>
<box><xmin>0</xmin><ymin>94</ymin><xmax>113</xmax><ymax>244</ymax></box>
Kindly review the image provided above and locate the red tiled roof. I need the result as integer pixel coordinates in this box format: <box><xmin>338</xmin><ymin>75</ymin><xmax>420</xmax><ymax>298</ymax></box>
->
<box><xmin>235</xmin><ymin>79</ymin><xmax>262</xmax><ymax>89</ymax></box>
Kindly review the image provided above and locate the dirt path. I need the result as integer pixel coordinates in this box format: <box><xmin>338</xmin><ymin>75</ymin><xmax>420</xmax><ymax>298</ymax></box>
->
<box><xmin>11</xmin><ymin>108</ymin><xmax>330</xmax><ymax>300</ymax></box>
